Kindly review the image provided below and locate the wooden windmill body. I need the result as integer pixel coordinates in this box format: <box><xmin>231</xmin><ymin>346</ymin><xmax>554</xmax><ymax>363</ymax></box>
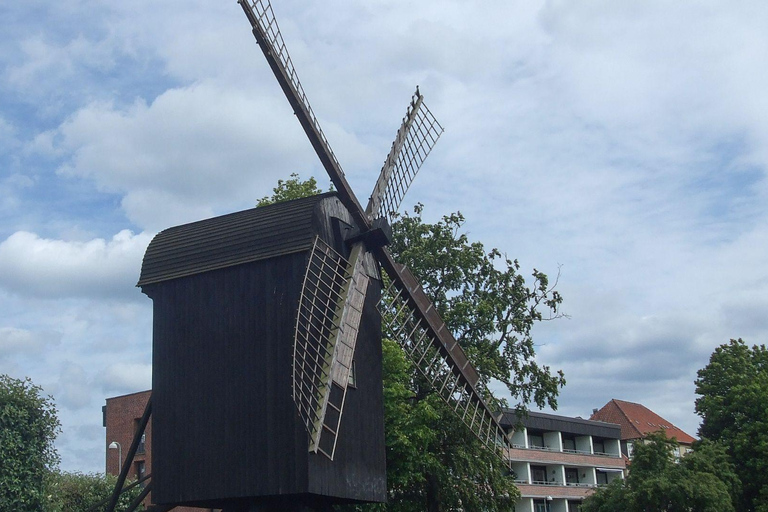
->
<box><xmin>138</xmin><ymin>194</ymin><xmax>386</xmax><ymax>508</ymax></box>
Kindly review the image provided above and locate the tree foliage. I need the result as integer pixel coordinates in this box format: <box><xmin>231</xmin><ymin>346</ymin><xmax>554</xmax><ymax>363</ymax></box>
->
<box><xmin>582</xmin><ymin>432</ymin><xmax>736</xmax><ymax>512</ymax></box>
<box><xmin>45</xmin><ymin>471</ymin><xmax>143</xmax><ymax>512</ymax></box>
<box><xmin>257</xmin><ymin>172</ymin><xmax>326</xmax><ymax>207</ymax></box>
<box><xmin>365</xmin><ymin>340</ymin><xmax>519</xmax><ymax>512</ymax></box>
<box><xmin>0</xmin><ymin>374</ymin><xmax>60</xmax><ymax>511</ymax></box>
<box><xmin>695</xmin><ymin>338</ymin><xmax>768</xmax><ymax>511</ymax></box>
<box><xmin>390</xmin><ymin>205</ymin><xmax>565</xmax><ymax>409</ymax></box>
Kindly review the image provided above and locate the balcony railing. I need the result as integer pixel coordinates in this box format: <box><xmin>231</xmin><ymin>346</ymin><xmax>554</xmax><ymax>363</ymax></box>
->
<box><xmin>562</xmin><ymin>448</ymin><xmax>591</xmax><ymax>455</ymax></box>
<box><xmin>531</xmin><ymin>480</ymin><xmax>561</xmax><ymax>486</ymax></box>
<box><xmin>511</xmin><ymin>445</ymin><xmax>621</xmax><ymax>458</ymax></box>
<box><xmin>522</xmin><ymin>481</ymin><xmax>599</xmax><ymax>488</ymax></box>
<box><xmin>529</xmin><ymin>444</ymin><xmax>557</xmax><ymax>452</ymax></box>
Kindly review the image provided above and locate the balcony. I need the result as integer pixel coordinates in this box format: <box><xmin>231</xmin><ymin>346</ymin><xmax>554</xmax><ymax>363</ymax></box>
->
<box><xmin>515</xmin><ymin>482</ymin><xmax>594</xmax><ymax>499</ymax></box>
<box><xmin>505</xmin><ymin>447</ymin><xmax>625</xmax><ymax>468</ymax></box>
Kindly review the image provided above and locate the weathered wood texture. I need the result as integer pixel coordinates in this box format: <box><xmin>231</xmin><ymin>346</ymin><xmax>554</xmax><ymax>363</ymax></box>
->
<box><xmin>140</xmin><ymin>194</ymin><xmax>386</xmax><ymax>509</ymax></box>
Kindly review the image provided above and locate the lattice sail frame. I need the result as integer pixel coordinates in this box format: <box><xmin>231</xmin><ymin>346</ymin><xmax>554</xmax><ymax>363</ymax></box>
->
<box><xmin>318</xmin><ymin>244</ymin><xmax>369</xmax><ymax>458</ymax></box>
<box><xmin>366</xmin><ymin>91</ymin><xmax>444</xmax><ymax>223</ymax></box>
<box><xmin>293</xmin><ymin>237</ymin><xmax>347</xmax><ymax>454</ymax></box>
<box><xmin>379</xmin><ymin>277</ymin><xmax>513</xmax><ymax>459</ymax></box>
<box><xmin>241</xmin><ymin>0</ymin><xmax>346</xmax><ymax>176</ymax></box>
<box><xmin>293</xmin><ymin>237</ymin><xmax>370</xmax><ymax>459</ymax></box>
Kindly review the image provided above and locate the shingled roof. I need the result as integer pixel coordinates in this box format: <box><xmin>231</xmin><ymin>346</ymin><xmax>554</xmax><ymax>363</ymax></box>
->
<box><xmin>590</xmin><ymin>399</ymin><xmax>696</xmax><ymax>445</ymax></box>
<box><xmin>137</xmin><ymin>192</ymin><xmax>337</xmax><ymax>287</ymax></box>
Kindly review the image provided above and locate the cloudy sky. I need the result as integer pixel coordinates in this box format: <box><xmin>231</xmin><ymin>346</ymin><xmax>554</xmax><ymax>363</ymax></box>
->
<box><xmin>2</xmin><ymin>0</ymin><xmax>767</xmax><ymax>473</ymax></box>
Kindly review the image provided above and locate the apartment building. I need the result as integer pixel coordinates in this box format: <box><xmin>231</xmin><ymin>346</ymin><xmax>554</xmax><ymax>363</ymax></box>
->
<box><xmin>500</xmin><ymin>410</ymin><xmax>626</xmax><ymax>512</ymax></box>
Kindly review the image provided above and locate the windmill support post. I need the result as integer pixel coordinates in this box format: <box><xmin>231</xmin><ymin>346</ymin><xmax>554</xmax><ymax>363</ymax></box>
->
<box><xmin>123</xmin><ymin>480</ymin><xmax>153</xmax><ymax>511</ymax></box>
<box><xmin>85</xmin><ymin>473</ymin><xmax>151</xmax><ymax>512</ymax></box>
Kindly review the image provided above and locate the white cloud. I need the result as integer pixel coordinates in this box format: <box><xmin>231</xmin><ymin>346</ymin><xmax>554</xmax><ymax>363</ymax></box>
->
<box><xmin>99</xmin><ymin>362</ymin><xmax>151</xmax><ymax>396</ymax></box>
<box><xmin>0</xmin><ymin>230</ymin><xmax>153</xmax><ymax>299</ymax></box>
<box><xmin>55</xmin><ymin>361</ymin><xmax>92</xmax><ymax>410</ymax></box>
<box><xmin>7</xmin><ymin>34</ymin><xmax>115</xmax><ymax>93</ymax></box>
<box><xmin>0</xmin><ymin>174</ymin><xmax>34</xmax><ymax>215</ymax></box>
<box><xmin>0</xmin><ymin>326</ymin><xmax>61</xmax><ymax>356</ymax></box>
<box><xmin>0</xmin><ymin>116</ymin><xmax>19</xmax><ymax>152</ymax></box>
<box><xmin>49</xmin><ymin>82</ymin><xmax>337</xmax><ymax>230</ymax></box>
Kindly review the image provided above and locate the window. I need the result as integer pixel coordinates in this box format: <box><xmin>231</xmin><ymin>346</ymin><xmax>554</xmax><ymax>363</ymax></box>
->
<box><xmin>137</xmin><ymin>433</ymin><xmax>146</xmax><ymax>454</ymax></box>
<box><xmin>528</xmin><ymin>433</ymin><xmax>545</xmax><ymax>449</ymax></box>
<box><xmin>626</xmin><ymin>441</ymin><xmax>634</xmax><ymax>458</ymax></box>
<box><xmin>596</xmin><ymin>471</ymin><xmax>608</xmax><ymax>485</ymax></box>
<box><xmin>565</xmin><ymin>468</ymin><xmax>579</xmax><ymax>485</ymax></box>
<box><xmin>135</xmin><ymin>461</ymin><xmax>146</xmax><ymax>486</ymax></box>
<box><xmin>133</xmin><ymin>418</ymin><xmax>145</xmax><ymax>454</ymax></box>
<box><xmin>563</xmin><ymin>437</ymin><xmax>576</xmax><ymax>451</ymax></box>
<box><xmin>531</xmin><ymin>465</ymin><xmax>547</xmax><ymax>484</ymax></box>
<box><xmin>593</xmin><ymin>439</ymin><xmax>605</xmax><ymax>454</ymax></box>
<box><xmin>534</xmin><ymin>500</ymin><xmax>548</xmax><ymax>512</ymax></box>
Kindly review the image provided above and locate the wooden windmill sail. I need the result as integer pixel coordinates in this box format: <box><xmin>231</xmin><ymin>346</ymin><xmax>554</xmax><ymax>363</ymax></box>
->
<box><xmin>239</xmin><ymin>0</ymin><xmax>513</xmax><ymax>462</ymax></box>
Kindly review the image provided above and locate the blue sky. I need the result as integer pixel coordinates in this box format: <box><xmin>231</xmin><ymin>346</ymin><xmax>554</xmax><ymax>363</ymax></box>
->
<box><xmin>2</xmin><ymin>0</ymin><xmax>768</xmax><ymax>473</ymax></box>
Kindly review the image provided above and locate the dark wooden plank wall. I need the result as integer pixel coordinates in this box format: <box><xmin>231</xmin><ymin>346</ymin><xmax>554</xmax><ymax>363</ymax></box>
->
<box><xmin>148</xmin><ymin>254</ymin><xmax>309</xmax><ymax>506</ymax></box>
<box><xmin>308</xmin><ymin>281</ymin><xmax>386</xmax><ymax>502</ymax></box>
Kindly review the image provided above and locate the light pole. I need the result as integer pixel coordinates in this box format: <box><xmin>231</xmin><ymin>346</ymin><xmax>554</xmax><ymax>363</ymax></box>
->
<box><xmin>108</xmin><ymin>441</ymin><xmax>122</xmax><ymax>474</ymax></box>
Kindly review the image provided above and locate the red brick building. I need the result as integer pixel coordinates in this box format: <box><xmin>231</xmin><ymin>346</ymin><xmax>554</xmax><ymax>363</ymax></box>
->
<box><xmin>104</xmin><ymin>390</ymin><xmax>215</xmax><ymax>511</ymax></box>
<box><xmin>104</xmin><ymin>390</ymin><xmax>152</xmax><ymax>485</ymax></box>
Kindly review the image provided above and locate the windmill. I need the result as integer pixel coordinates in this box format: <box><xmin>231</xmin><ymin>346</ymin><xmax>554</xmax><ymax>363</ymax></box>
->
<box><xmin>106</xmin><ymin>2</ymin><xmax>514</xmax><ymax>511</ymax></box>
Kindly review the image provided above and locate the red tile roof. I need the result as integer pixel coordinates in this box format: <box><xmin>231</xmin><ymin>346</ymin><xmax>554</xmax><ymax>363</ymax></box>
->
<box><xmin>590</xmin><ymin>399</ymin><xmax>696</xmax><ymax>445</ymax></box>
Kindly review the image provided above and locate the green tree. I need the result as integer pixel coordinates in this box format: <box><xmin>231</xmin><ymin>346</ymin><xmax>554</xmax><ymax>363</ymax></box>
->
<box><xmin>373</xmin><ymin>205</ymin><xmax>564</xmax><ymax>512</ymax></box>
<box><xmin>695</xmin><ymin>338</ymin><xmax>768</xmax><ymax>511</ymax></box>
<box><xmin>370</xmin><ymin>339</ymin><xmax>519</xmax><ymax>512</ymax></box>
<box><xmin>390</xmin><ymin>205</ymin><xmax>565</xmax><ymax>408</ymax></box>
<box><xmin>46</xmin><ymin>471</ymin><xmax>143</xmax><ymax>512</ymax></box>
<box><xmin>257</xmin><ymin>172</ymin><xmax>326</xmax><ymax>206</ymax></box>
<box><xmin>582</xmin><ymin>432</ymin><xmax>736</xmax><ymax>512</ymax></box>
<box><xmin>259</xmin><ymin>177</ymin><xmax>565</xmax><ymax>511</ymax></box>
<box><xmin>0</xmin><ymin>374</ymin><xmax>61</xmax><ymax>511</ymax></box>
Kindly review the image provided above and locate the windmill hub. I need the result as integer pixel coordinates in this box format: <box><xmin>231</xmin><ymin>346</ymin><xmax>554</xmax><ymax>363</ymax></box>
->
<box><xmin>344</xmin><ymin>217</ymin><xmax>393</xmax><ymax>250</ymax></box>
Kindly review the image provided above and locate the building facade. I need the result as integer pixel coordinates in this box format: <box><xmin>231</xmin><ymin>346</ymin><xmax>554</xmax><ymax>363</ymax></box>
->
<box><xmin>590</xmin><ymin>399</ymin><xmax>696</xmax><ymax>459</ymax></box>
<box><xmin>104</xmin><ymin>390</ymin><xmax>152</xmax><ymax>490</ymax></box>
<box><xmin>104</xmin><ymin>390</ymin><xmax>215</xmax><ymax>512</ymax></box>
<box><xmin>500</xmin><ymin>410</ymin><xmax>626</xmax><ymax>512</ymax></box>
